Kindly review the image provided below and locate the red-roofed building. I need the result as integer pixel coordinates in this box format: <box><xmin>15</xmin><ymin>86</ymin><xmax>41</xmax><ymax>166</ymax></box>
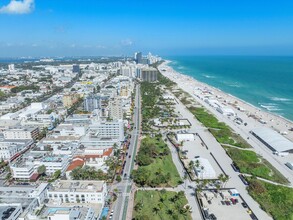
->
<box><xmin>66</xmin><ymin>147</ymin><xmax>113</xmax><ymax>178</ymax></box>
<box><xmin>66</xmin><ymin>157</ymin><xmax>85</xmax><ymax>172</ymax></box>
<box><xmin>30</xmin><ymin>173</ymin><xmax>40</xmax><ymax>182</ymax></box>
<box><xmin>0</xmin><ymin>85</ymin><xmax>16</xmax><ymax>93</ymax></box>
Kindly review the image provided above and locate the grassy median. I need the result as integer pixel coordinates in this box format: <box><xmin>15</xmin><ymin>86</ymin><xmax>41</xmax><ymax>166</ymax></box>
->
<box><xmin>133</xmin><ymin>190</ymin><xmax>192</xmax><ymax>220</ymax></box>
<box><xmin>248</xmin><ymin>178</ymin><xmax>293</xmax><ymax>220</ymax></box>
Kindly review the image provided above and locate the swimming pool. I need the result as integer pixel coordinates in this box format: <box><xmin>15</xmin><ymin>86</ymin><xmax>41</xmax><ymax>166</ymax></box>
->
<box><xmin>100</xmin><ymin>207</ymin><xmax>109</xmax><ymax>219</ymax></box>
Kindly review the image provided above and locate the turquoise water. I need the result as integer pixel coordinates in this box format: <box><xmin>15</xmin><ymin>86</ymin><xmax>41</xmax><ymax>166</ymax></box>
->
<box><xmin>167</xmin><ymin>56</ymin><xmax>293</xmax><ymax>121</ymax></box>
<box><xmin>47</xmin><ymin>207</ymin><xmax>70</xmax><ymax>214</ymax></box>
<box><xmin>100</xmin><ymin>207</ymin><xmax>109</xmax><ymax>219</ymax></box>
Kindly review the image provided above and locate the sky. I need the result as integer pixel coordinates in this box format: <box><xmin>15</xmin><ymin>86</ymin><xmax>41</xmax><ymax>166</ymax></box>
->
<box><xmin>1</xmin><ymin>0</ymin><xmax>293</xmax><ymax>57</ymax></box>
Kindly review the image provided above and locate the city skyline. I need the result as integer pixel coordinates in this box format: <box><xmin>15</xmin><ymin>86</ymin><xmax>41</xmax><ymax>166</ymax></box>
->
<box><xmin>1</xmin><ymin>0</ymin><xmax>293</xmax><ymax>57</ymax></box>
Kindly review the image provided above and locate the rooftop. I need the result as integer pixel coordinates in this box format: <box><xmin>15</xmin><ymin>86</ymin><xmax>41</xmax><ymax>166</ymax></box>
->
<box><xmin>49</xmin><ymin>180</ymin><xmax>105</xmax><ymax>193</ymax></box>
<box><xmin>251</xmin><ymin>127</ymin><xmax>293</xmax><ymax>152</ymax></box>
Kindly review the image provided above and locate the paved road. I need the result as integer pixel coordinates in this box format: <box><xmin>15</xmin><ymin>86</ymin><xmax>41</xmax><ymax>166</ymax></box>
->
<box><xmin>112</xmin><ymin>84</ymin><xmax>141</xmax><ymax>220</ymax></box>
<box><xmin>166</xmin><ymin>91</ymin><xmax>273</xmax><ymax>220</ymax></box>
<box><xmin>164</xmin><ymin>135</ymin><xmax>203</xmax><ymax>220</ymax></box>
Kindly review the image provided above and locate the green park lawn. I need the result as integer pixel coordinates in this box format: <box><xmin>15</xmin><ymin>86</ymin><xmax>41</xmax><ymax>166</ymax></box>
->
<box><xmin>133</xmin><ymin>190</ymin><xmax>192</xmax><ymax>220</ymax></box>
<box><xmin>225</xmin><ymin>147</ymin><xmax>288</xmax><ymax>184</ymax></box>
<box><xmin>145</xmin><ymin>150</ymin><xmax>182</xmax><ymax>187</ymax></box>
<box><xmin>132</xmin><ymin>136</ymin><xmax>182</xmax><ymax>187</ymax></box>
<box><xmin>248</xmin><ymin>178</ymin><xmax>293</xmax><ymax>220</ymax></box>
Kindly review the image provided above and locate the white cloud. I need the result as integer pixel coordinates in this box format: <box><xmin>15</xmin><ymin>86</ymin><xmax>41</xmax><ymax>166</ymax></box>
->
<box><xmin>121</xmin><ymin>39</ymin><xmax>134</xmax><ymax>46</ymax></box>
<box><xmin>96</xmin><ymin>45</ymin><xmax>106</xmax><ymax>49</ymax></box>
<box><xmin>0</xmin><ymin>0</ymin><xmax>35</xmax><ymax>14</ymax></box>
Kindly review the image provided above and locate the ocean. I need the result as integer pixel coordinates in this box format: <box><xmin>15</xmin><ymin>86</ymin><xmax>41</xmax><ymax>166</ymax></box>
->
<box><xmin>167</xmin><ymin>56</ymin><xmax>293</xmax><ymax>121</ymax></box>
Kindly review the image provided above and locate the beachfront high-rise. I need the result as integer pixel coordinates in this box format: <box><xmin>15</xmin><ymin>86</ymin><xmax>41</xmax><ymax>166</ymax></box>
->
<box><xmin>141</xmin><ymin>67</ymin><xmax>158</xmax><ymax>82</ymax></box>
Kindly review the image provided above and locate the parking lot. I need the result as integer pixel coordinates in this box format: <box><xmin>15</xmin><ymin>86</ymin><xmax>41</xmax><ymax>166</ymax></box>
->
<box><xmin>199</xmin><ymin>189</ymin><xmax>257</xmax><ymax>220</ymax></box>
<box><xmin>182</xmin><ymin>135</ymin><xmax>224</xmax><ymax>179</ymax></box>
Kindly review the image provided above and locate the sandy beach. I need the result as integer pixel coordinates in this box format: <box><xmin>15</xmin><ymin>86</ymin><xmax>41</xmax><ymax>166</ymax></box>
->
<box><xmin>159</xmin><ymin>60</ymin><xmax>293</xmax><ymax>142</ymax></box>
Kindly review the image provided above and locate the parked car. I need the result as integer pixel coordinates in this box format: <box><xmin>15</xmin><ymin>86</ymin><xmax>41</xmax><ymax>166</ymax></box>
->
<box><xmin>209</xmin><ymin>214</ymin><xmax>217</xmax><ymax>220</ymax></box>
<box><xmin>242</xmin><ymin>202</ymin><xmax>248</xmax><ymax>208</ymax></box>
<box><xmin>230</xmin><ymin>198</ymin><xmax>237</xmax><ymax>205</ymax></box>
<box><xmin>250</xmin><ymin>214</ymin><xmax>258</xmax><ymax>220</ymax></box>
<box><xmin>231</xmin><ymin>163</ymin><xmax>240</xmax><ymax>172</ymax></box>
<box><xmin>239</xmin><ymin>174</ymin><xmax>249</xmax><ymax>185</ymax></box>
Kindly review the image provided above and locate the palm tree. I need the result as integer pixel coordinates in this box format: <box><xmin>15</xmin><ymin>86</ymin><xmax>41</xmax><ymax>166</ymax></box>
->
<box><xmin>196</xmin><ymin>184</ymin><xmax>203</xmax><ymax>198</ymax></box>
<box><xmin>195</xmin><ymin>160</ymin><xmax>200</xmax><ymax>169</ymax></box>
<box><xmin>170</xmin><ymin>194</ymin><xmax>180</xmax><ymax>203</ymax></box>
<box><xmin>202</xmin><ymin>179</ymin><xmax>210</xmax><ymax>188</ymax></box>
<box><xmin>152</xmin><ymin>206</ymin><xmax>160</xmax><ymax>215</ymax></box>
<box><xmin>218</xmin><ymin>174</ymin><xmax>229</xmax><ymax>188</ymax></box>
<box><xmin>156</xmin><ymin>203</ymin><xmax>164</xmax><ymax>219</ymax></box>
<box><xmin>179</xmin><ymin>207</ymin><xmax>188</xmax><ymax>215</ymax></box>
<box><xmin>183</xmin><ymin>172</ymin><xmax>188</xmax><ymax>189</ymax></box>
<box><xmin>166</xmin><ymin>209</ymin><xmax>174</xmax><ymax>216</ymax></box>
<box><xmin>188</xmin><ymin>160</ymin><xmax>194</xmax><ymax>172</ymax></box>
<box><xmin>178</xmin><ymin>191</ymin><xmax>185</xmax><ymax>200</ymax></box>
<box><xmin>184</xmin><ymin>205</ymin><xmax>192</xmax><ymax>213</ymax></box>
<box><xmin>223</xmin><ymin>175</ymin><xmax>230</xmax><ymax>188</ymax></box>
<box><xmin>134</xmin><ymin>202</ymin><xmax>143</xmax><ymax>212</ymax></box>
<box><xmin>215</xmin><ymin>183</ymin><xmax>221</xmax><ymax>196</ymax></box>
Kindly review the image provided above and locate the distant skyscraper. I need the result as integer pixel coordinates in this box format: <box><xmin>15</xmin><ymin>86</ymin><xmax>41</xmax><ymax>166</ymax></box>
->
<box><xmin>135</xmin><ymin>52</ymin><xmax>142</xmax><ymax>64</ymax></box>
<box><xmin>72</xmin><ymin>64</ymin><xmax>80</xmax><ymax>73</ymax></box>
<box><xmin>8</xmin><ymin>64</ymin><xmax>15</xmax><ymax>73</ymax></box>
<box><xmin>84</xmin><ymin>94</ymin><xmax>101</xmax><ymax>112</ymax></box>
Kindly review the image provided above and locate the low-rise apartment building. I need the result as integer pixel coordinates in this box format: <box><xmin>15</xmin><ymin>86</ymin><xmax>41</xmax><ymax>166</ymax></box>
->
<box><xmin>3</xmin><ymin>126</ymin><xmax>39</xmax><ymax>140</ymax></box>
<box><xmin>47</xmin><ymin>180</ymin><xmax>107</xmax><ymax>204</ymax></box>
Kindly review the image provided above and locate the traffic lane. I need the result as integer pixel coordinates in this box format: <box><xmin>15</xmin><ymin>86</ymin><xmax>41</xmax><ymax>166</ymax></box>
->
<box><xmin>114</xmin><ymin>85</ymin><xmax>140</xmax><ymax>218</ymax></box>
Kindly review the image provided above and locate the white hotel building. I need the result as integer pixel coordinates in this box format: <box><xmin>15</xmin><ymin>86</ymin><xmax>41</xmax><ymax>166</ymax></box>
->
<box><xmin>89</xmin><ymin>119</ymin><xmax>124</xmax><ymax>142</ymax></box>
<box><xmin>3</xmin><ymin>126</ymin><xmax>39</xmax><ymax>140</ymax></box>
<box><xmin>10</xmin><ymin>155</ymin><xmax>70</xmax><ymax>180</ymax></box>
<box><xmin>47</xmin><ymin>180</ymin><xmax>107</xmax><ymax>205</ymax></box>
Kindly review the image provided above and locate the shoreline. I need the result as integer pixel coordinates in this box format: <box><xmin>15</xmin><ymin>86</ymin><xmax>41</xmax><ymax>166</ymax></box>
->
<box><xmin>159</xmin><ymin>60</ymin><xmax>293</xmax><ymax>142</ymax></box>
<box><xmin>165</xmin><ymin>59</ymin><xmax>293</xmax><ymax>124</ymax></box>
